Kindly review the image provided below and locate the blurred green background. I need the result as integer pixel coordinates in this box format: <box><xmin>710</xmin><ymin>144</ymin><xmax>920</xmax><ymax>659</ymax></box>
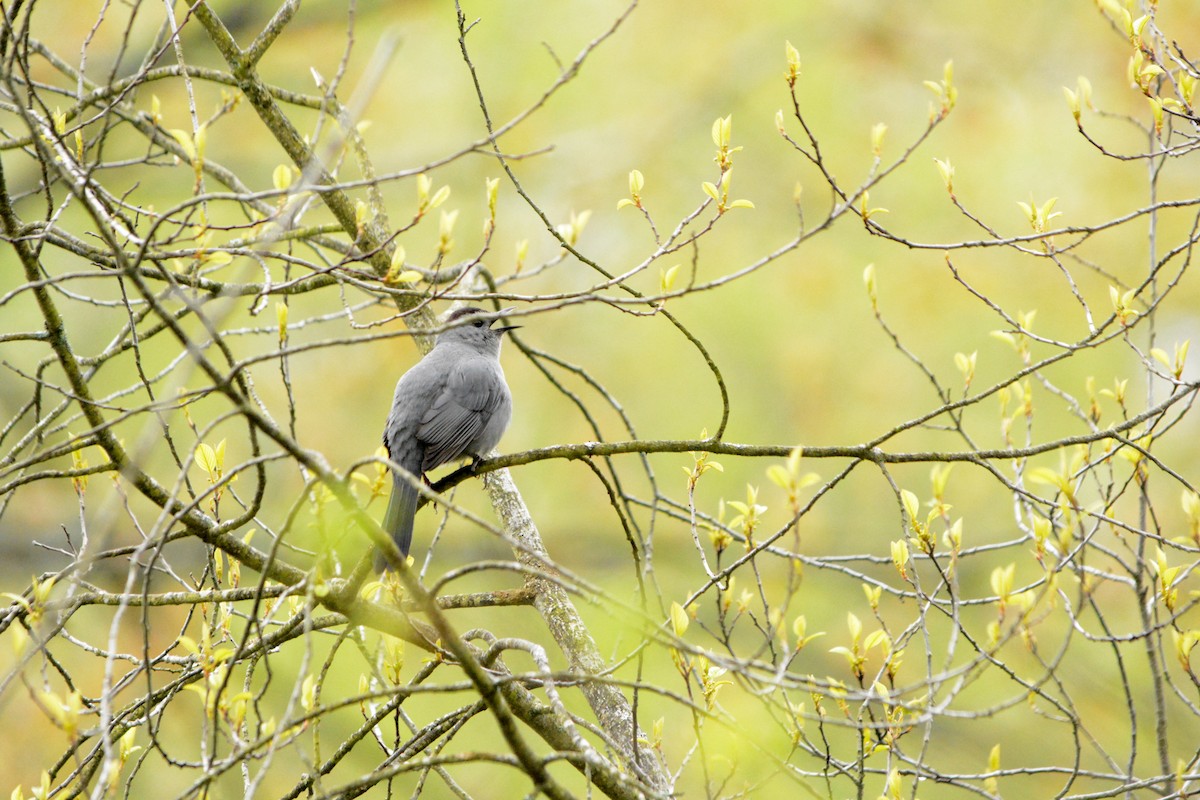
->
<box><xmin>3</xmin><ymin>0</ymin><xmax>1200</xmax><ymax>797</ymax></box>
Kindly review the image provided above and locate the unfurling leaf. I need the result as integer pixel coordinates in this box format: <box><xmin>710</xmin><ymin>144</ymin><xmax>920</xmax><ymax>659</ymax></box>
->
<box><xmin>785</xmin><ymin>41</ymin><xmax>801</xmax><ymax>83</ymax></box>
<box><xmin>272</xmin><ymin>164</ymin><xmax>293</xmax><ymax>191</ymax></box>
<box><xmin>933</xmin><ymin>158</ymin><xmax>955</xmax><ymax>194</ymax></box>
<box><xmin>890</xmin><ymin>540</ymin><xmax>910</xmax><ymax>576</ymax></box>
<box><xmin>660</xmin><ymin>264</ymin><xmax>681</xmax><ymax>293</ymax></box>
<box><xmin>669</xmin><ymin>601</ymin><xmax>690</xmax><ymax>637</ymax></box>
<box><xmin>870</xmin><ymin>122</ymin><xmax>887</xmax><ymax>156</ymax></box>
<box><xmin>900</xmin><ymin>489</ymin><xmax>921</xmax><ymax>523</ymax></box>
<box><xmin>168</xmin><ymin>129</ymin><xmax>196</xmax><ymax>161</ymax></box>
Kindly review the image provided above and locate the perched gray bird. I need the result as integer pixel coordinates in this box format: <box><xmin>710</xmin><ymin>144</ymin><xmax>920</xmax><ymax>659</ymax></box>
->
<box><xmin>376</xmin><ymin>307</ymin><xmax>517</xmax><ymax>569</ymax></box>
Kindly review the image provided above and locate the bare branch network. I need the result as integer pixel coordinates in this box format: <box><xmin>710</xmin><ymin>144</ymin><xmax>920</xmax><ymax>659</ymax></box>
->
<box><xmin>1</xmin><ymin>1</ymin><xmax>1199</xmax><ymax>799</ymax></box>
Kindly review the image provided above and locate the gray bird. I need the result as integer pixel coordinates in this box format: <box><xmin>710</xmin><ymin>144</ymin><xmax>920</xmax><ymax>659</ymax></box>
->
<box><xmin>376</xmin><ymin>306</ymin><xmax>517</xmax><ymax>569</ymax></box>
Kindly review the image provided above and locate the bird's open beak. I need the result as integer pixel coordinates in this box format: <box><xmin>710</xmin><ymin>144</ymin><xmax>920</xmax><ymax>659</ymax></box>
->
<box><xmin>491</xmin><ymin>307</ymin><xmax>520</xmax><ymax>334</ymax></box>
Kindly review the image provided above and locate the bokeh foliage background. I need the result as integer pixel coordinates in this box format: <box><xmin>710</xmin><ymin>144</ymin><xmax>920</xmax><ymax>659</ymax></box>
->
<box><xmin>2</xmin><ymin>0</ymin><xmax>1200</xmax><ymax>798</ymax></box>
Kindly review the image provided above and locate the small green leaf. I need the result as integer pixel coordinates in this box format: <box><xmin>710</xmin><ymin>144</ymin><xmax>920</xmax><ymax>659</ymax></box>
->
<box><xmin>900</xmin><ymin>489</ymin><xmax>920</xmax><ymax>523</ymax></box>
<box><xmin>767</xmin><ymin>465</ymin><xmax>791</xmax><ymax>489</ymax></box>
<box><xmin>195</xmin><ymin>443</ymin><xmax>217</xmax><ymax>476</ymax></box>
<box><xmin>660</xmin><ymin>264</ymin><xmax>681</xmax><ymax>292</ymax></box>
<box><xmin>430</xmin><ymin>185</ymin><xmax>451</xmax><ymax>210</ymax></box>
<box><xmin>870</xmin><ymin>122</ymin><xmax>887</xmax><ymax>156</ymax></box>
<box><xmin>669</xmin><ymin>602</ymin><xmax>689</xmax><ymax>637</ymax></box>
<box><xmin>168</xmin><ymin>129</ymin><xmax>196</xmax><ymax>161</ymax></box>
<box><xmin>629</xmin><ymin>169</ymin><xmax>644</xmax><ymax>194</ymax></box>
<box><xmin>933</xmin><ymin>158</ymin><xmax>954</xmax><ymax>193</ymax></box>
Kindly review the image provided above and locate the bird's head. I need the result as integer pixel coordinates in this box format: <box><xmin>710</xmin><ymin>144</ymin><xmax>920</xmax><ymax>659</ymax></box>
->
<box><xmin>437</xmin><ymin>306</ymin><xmax>520</xmax><ymax>354</ymax></box>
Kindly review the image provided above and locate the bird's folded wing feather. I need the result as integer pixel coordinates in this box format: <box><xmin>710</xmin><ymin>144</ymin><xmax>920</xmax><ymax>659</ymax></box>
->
<box><xmin>418</xmin><ymin>356</ymin><xmax>504</xmax><ymax>470</ymax></box>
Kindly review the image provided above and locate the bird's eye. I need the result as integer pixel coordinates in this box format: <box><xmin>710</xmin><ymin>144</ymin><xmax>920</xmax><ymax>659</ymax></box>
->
<box><xmin>472</xmin><ymin>319</ymin><xmax>485</xmax><ymax>328</ymax></box>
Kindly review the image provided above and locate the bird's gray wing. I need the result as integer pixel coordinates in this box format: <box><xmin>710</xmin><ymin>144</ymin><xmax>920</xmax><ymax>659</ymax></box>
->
<box><xmin>417</xmin><ymin>356</ymin><xmax>505</xmax><ymax>471</ymax></box>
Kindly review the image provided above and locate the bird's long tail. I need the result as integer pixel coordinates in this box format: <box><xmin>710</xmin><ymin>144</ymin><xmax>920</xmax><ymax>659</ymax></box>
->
<box><xmin>376</xmin><ymin>462</ymin><xmax>420</xmax><ymax>570</ymax></box>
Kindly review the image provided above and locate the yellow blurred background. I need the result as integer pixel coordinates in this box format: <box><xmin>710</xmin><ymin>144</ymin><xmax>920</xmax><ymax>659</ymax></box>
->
<box><xmin>3</xmin><ymin>0</ymin><xmax>1200</xmax><ymax>797</ymax></box>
